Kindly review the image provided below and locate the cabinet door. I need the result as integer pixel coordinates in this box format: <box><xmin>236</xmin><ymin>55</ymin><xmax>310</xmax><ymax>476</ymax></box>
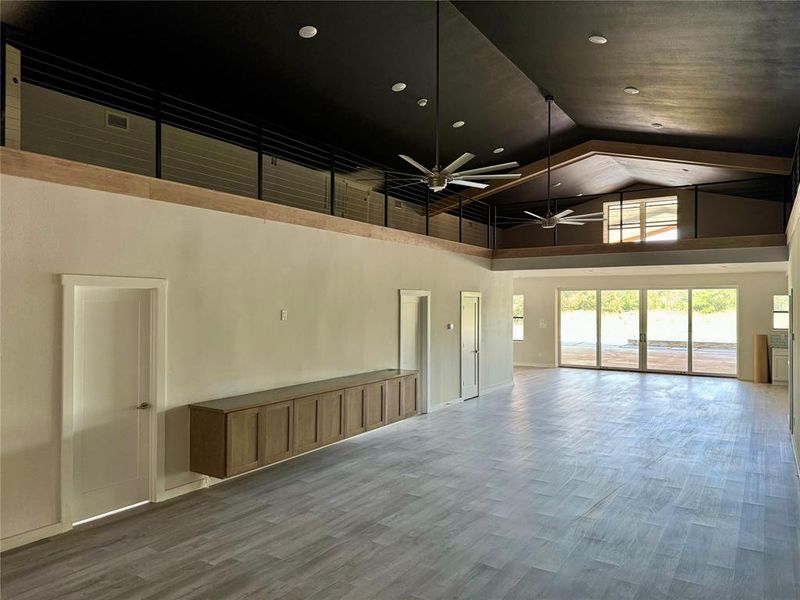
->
<box><xmin>319</xmin><ymin>390</ymin><xmax>344</xmax><ymax>446</ymax></box>
<box><xmin>386</xmin><ymin>378</ymin><xmax>403</xmax><ymax>423</ymax></box>
<box><xmin>402</xmin><ymin>375</ymin><xmax>419</xmax><ymax>418</ymax></box>
<box><xmin>226</xmin><ymin>407</ymin><xmax>263</xmax><ymax>476</ymax></box>
<box><xmin>263</xmin><ymin>401</ymin><xmax>293</xmax><ymax>465</ymax></box>
<box><xmin>344</xmin><ymin>387</ymin><xmax>366</xmax><ymax>438</ymax></box>
<box><xmin>293</xmin><ymin>395</ymin><xmax>320</xmax><ymax>454</ymax></box>
<box><xmin>364</xmin><ymin>382</ymin><xmax>385</xmax><ymax>431</ymax></box>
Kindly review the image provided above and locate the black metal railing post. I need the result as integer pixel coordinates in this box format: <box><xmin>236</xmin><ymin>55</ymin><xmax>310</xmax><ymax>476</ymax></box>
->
<box><xmin>257</xmin><ymin>124</ymin><xmax>263</xmax><ymax>200</ymax></box>
<box><xmin>486</xmin><ymin>203</ymin><xmax>491</xmax><ymax>248</ymax></box>
<box><xmin>618</xmin><ymin>192</ymin><xmax>623</xmax><ymax>242</ymax></box>
<box><xmin>425</xmin><ymin>188</ymin><xmax>430</xmax><ymax>236</ymax></box>
<box><xmin>154</xmin><ymin>91</ymin><xmax>162</xmax><ymax>178</ymax></box>
<box><xmin>694</xmin><ymin>185</ymin><xmax>699</xmax><ymax>238</ymax></box>
<box><xmin>383</xmin><ymin>171</ymin><xmax>389</xmax><ymax>227</ymax></box>
<box><xmin>1</xmin><ymin>23</ymin><xmax>6</xmax><ymax>148</ymax></box>
<box><xmin>493</xmin><ymin>205</ymin><xmax>498</xmax><ymax>250</ymax></box>
<box><xmin>458</xmin><ymin>194</ymin><xmax>463</xmax><ymax>243</ymax></box>
<box><xmin>329</xmin><ymin>151</ymin><xmax>336</xmax><ymax>216</ymax></box>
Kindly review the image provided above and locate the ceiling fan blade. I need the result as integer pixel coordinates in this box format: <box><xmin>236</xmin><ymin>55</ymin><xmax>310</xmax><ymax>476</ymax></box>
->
<box><xmin>442</xmin><ymin>152</ymin><xmax>475</xmax><ymax>174</ymax></box>
<box><xmin>451</xmin><ymin>161</ymin><xmax>519</xmax><ymax>177</ymax></box>
<box><xmin>564</xmin><ymin>218</ymin><xmax>605</xmax><ymax>222</ymax></box>
<box><xmin>523</xmin><ymin>211</ymin><xmax>546</xmax><ymax>220</ymax></box>
<box><xmin>451</xmin><ymin>180</ymin><xmax>489</xmax><ymax>189</ymax></box>
<box><xmin>356</xmin><ymin>176</ymin><xmax>419</xmax><ymax>181</ymax></box>
<box><xmin>558</xmin><ymin>220</ymin><xmax>585</xmax><ymax>225</ymax></box>
<box><xmin>569</xmin><ymin>211</ymin><xmax>604</xmax><ymax>218</ymax></box>
<box><xmin>398</xmin><ymin>154</ymin><xmax>433</xmax><ymax>175</ymax></box>
<box><xmin>552</xmin><ymin>209</ymin><xmax>574</xmax><ymax>219</ymax></box>
<box><xmin>457</xmin><ymin>174</ymin><xmax>522</xmax><ymax>180</ymax></box>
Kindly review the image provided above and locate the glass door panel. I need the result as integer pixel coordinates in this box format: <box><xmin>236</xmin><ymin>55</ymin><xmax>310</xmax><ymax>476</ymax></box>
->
<box><xmin>646</xmin><ymin>289</ymin><xmax>689</xmax><ymax>372</ymax></box>
<box><xmin>691</xmin><ymin>288</ymin><xmax>737</xmax><ymax>375</ymax></box>
<box><xmin>600</xmin><ymin>290</ymin><xmax>641</xmax><ymax>369</ymax></box>
<box><xmin>560</xmin><ymin>290</ymin><xmax>597</xmax><ymax>366</ymax></box>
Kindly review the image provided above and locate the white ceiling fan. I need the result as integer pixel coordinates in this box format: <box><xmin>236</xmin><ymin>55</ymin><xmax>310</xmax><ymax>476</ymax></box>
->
<box><xmin>370</xmin><ymin>1</ymin><xmax>521</xmax><ymax>193</ymax></box>
<box><xmin>520</xmin><ymin>96</ymin><xmax>605</xmax><ymax>228</ymax></box>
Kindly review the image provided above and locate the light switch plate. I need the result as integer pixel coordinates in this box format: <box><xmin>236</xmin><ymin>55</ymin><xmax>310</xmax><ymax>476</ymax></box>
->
<box><xmin>539</xmin><ymin>319</ymin><xmax>547</xmax><ymax>329</ymax></box>
<box><xmin>280</xmin><ymin>309</ymin><xmax>288</xmax><ymax>321</ymax></box>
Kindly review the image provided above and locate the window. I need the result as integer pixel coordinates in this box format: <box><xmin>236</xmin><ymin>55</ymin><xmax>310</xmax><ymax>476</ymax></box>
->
<box><xmin>604</xmin><ymin>196</ymin><xmax>678</xmax><ymax>243</ymax></box>
<box><xmin>774</xmin><ymin>295</ymin><xmax>789</xmax><ymax>330</ymax></box>
<box><xmin>513</xmin><ymin>294</ymin><xmax>524</xmax><ymax>341</ymax></box>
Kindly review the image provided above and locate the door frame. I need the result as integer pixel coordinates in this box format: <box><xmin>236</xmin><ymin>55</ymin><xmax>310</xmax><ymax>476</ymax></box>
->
<box><xmin>399</xmin><ymin>290</ymin><xmax>431</xmax><ymax>413</ymax></box>
<box><xmin>61</xmin><ymin>274</ymin><xmax>168</xmax><ymax>531</ymax></box>
<box><xmin>460</xmin><ymin>291</ymin><xmax>482</xmax><ymax>399</ymax></box>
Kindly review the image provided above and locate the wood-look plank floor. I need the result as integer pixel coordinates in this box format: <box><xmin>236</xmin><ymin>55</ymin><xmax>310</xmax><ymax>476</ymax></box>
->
<box><xmin>3</xmin><ymin>368</ymin><xmax>800</xmax><ymax>599</ymax></box>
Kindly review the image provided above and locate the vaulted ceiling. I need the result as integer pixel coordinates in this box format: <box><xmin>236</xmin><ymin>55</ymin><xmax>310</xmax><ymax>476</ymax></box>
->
<box><xmin>2</xmin><ymin>0</ymin><xmax>799</xmax><ymax>202</ymax></box>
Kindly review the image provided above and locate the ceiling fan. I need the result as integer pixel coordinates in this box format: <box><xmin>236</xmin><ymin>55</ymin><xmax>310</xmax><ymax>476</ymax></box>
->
<box><xmin>521</xmin><ymin>96</ymin><xmax>604</xmax><ymax>228</ymax></box>
<box><xmin>367</xmin><ymin>1</ymin><xmax>521</xmax><ymax>193</ymax></box>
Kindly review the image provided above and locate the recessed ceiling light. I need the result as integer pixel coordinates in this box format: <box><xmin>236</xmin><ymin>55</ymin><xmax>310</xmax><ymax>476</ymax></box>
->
<box><xmin>298</xmin><ymin>25</ymin><xmax>317</xmax><ymax>39</ymax></box>
<box><xmin>577</xmin><ymin>193</ymin><xmax>584</xmax><ymax>196</ymax></box>
<box><xmin>452</xmin><ymin>120</ymin><xmax>465</xmax><ymax>128</ymax></box>
<box><xmin>651</xmin><ymin>122</ymin><xmax>664</xmax><ymax>129</ymax></box>
<box><xmin>417</xmin><ymin>98</ymin><xmax>428</xmax><ymax>107</ymax></box>
<box><xmin>623</xmin><ymin>86</ymin><xmax>640</xmax><ymax>95</ymax></box>
<box><xmin>553</xmin><ymin>182</ymin><xmax>562</xmax><ymax>188</ymax></box>
<box><xmin>492</xmin><ymin>147</ymin><xmax>505</xmax><ymax>154</ymax></box>
<box><xmin>588</xmin><ymin>34</ymin><xmax>608</xmax><ymax>45</ymax></box>
<box><xmin>391</xmin><ymin>82</ymin><xmax>407</xmax><ymax>92</ymax></box>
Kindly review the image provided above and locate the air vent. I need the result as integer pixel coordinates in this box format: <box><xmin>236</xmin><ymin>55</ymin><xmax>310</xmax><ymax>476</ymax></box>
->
<box><xmin>105</xmin><ymin>111</ymin><xmax>129</xmax><ymax>131</ymax></box>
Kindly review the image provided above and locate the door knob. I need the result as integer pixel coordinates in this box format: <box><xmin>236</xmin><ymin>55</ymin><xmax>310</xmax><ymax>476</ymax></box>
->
<box><xmin>136</xmin><ymin>402</ymin><xmax>151</xmax><ymax>410</ymax></box>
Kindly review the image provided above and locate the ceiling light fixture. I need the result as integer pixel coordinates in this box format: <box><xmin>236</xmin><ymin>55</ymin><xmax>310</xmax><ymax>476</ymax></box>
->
<box><xmin>651</xmin><ymin>122</ymin><xmax>664</xmax><ymax>129</ymax></box>
<box><xmin>298</xmin><ymin>25</ymin><xmax>318</xmax><ymax>39</ymax></box>
<box><xmin>417</xmin><ymin>98</ymin><xmax>428</xmax><ymax>107</ymax></box>
<box><xmin>588</xmin><ymin>34</ymin><xmax>608</xmax><ymax>45</ymax></box>
<box><xmin>682</xmin><ymin>168</ymin><xmax>689</xmax><ymax>172</ymax></box>
<box><xmin>391</xmin><ymin>82</ymin><xmax>407</xmax><ymax>92</ymax></box>
<box><xmin>452</xmin><ymin>120</ymin><xmax>465</xmax><ymax>128</ymax></box>
<box><xmin>623</xmin><ymin>86</ymin><xmax>640</xmax><ymax>95</ymax></box>
<box><xmin>553</xmin><ymin>182</ymin><xmax>562</xmax><ymax>188</ymax></box>
<box><xmin>493</xmin><ymin>147</ymin><xmax>505</xmax><ymax>154</ymax></box>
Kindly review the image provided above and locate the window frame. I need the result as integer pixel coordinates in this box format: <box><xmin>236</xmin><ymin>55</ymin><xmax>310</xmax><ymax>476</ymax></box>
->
<box><xmin>603</xmin><ymin>195</ymin><xmax>678</xmax><ymax>244</ymax></box>
<box><xmin>773</xmin><ymin>294</ymin><xmax>789</xmax><ymax>330</ymax></box>
<box><xmin>512</xmin><ymin>294</ymin><xmax>524</xmax><ymax>342</ymax></box>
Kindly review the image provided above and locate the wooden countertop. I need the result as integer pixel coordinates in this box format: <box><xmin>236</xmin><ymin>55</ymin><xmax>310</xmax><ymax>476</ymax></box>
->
<box><xmin>190</xmin><ymin>369</ymin><xmax>418</xmax><ymax>414</ymax></box>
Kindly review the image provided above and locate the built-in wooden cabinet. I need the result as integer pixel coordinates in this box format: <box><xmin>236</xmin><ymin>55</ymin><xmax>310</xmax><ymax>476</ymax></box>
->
<box><xmin>344</xmin><ymin>386</ymin><xmax>367</xmax><ymax>438</ymax></box>
<box><xmin>189</xmin><ymin>370</ymin><xmax>419</xmax><ymax>479</ymax></box>
<box><xmin>386</xmin><ymin>377</ymin><xmax>403</xmax><ymax>424</ymax></box>
<box><xmin>364</xmin><ymin>382</ymin><xmax>385</xmax><ymax>431</ymax></box>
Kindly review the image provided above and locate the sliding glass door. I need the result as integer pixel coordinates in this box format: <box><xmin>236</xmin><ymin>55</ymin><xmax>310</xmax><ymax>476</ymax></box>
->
<box><xmin>645</xmin><ymin>289</ymin><xmax>689</xmax><ymax>372</ymax></box>
<box><xmin>559</xmin><ymin>287</ymin><xmax>737</xmax><ymax>377</ymax></box>
<box><xmin>600</xmin><ymin>290</ymin><xmax>641</xmax><ymax>369</ymax></box>
<box><xmin>559</xmin><ymin>290</ymin><xmax>597</xmax><ymax>366</ymax></box>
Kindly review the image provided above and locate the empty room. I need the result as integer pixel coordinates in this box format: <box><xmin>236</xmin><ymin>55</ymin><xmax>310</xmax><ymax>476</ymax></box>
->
<box><xmin>1</xmin><ymin>1</ymin><xmax>799</xmax><ymax>598</ymax></box>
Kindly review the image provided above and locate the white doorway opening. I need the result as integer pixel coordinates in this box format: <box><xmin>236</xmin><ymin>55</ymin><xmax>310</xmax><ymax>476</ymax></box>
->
<box><xmin>461</xmin><ymin>291</ymin><xmax>481</xmax><ymax>400</ymax></box>
<box><xmin>62</xmin><ymin>275</ymin><xmax>167</xmax><ymax>529</ymax></box>
<box><xmin>399</xmin><ymin>290</ymin><xmax>431</xmax><ymax>413</ymax></box>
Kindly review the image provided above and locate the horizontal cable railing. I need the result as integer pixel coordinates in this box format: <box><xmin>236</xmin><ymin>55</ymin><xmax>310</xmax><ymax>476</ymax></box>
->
<box><xmin>495</xmin><ymin>175</ymin><xmax>792</xmax><ymax>249</ymax></box>
<box><xmin>0</xmin><ymin>24</ymin><xmax>493</xmax><ymax>248</ymax></box>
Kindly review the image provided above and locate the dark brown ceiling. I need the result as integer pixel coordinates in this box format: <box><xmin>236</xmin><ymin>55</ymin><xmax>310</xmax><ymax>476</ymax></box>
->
<box><xmin>2</xmin><ymin>0</ymin><xmax>798</xmax><ymax>199</ymax></box>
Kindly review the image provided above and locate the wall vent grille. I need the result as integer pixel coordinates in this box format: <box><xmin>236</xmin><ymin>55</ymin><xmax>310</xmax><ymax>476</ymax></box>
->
<box><xmin>105</xmin><ymin>111</ymin><xmax>129</xmax><ymax>131</ymax></box>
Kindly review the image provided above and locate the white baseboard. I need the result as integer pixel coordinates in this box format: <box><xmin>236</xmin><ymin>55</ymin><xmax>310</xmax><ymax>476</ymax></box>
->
<box><xmin>1</xmin><ymin>521</ymin><xmax>67</xmax><ymax>553</ymax></box>
<box><xmin>428</xmin><ymin>397</ymin><xmax>464</xmax><ymax>412</ymax></box>
<box><xmin>793</xmin><ymin>436</ymin><xmax>800</xmax><ymax>479</ymax></box>
<box><xmin>158</xmin><ymin>477</ymin><xmax>209</xmax><ymax>501</ymax></box>
<box><xmin>514</xmin><ymin>362</ymin><xmax>557</xmax><ymax>368</ymax></box>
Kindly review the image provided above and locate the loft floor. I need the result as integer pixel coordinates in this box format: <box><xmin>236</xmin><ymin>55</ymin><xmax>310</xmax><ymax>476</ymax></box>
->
<box><xmin>2</xmin><ymin>368</ymin><xmax>799</xmax><ymax>599</ymax></box>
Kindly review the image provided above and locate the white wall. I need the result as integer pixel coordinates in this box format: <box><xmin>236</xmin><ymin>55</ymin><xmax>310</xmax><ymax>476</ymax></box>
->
<box><xmin>0</xmin><ymin>174</ymin><xmax>513</xmax><ymax>542</ymax></box>
<box><xmin>513</xmin><ymin>270</ymin><xmax>787</xmax><ymax>381</ymax></box>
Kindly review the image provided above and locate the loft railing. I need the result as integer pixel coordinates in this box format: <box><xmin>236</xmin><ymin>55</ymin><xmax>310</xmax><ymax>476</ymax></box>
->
<box><xmin>792</xmin><ymin>125</ymin><xmax>799</xmax><ymax>202</ymax></box>
<box><xmin>0</xmin><ymin>24</ymin><xmax>491</xmax><ymax>248</ymax></box>
<box><xmin>494</xmin><ymin>175</ymin><xmax>792</xmax><ymax>250</ymax></box>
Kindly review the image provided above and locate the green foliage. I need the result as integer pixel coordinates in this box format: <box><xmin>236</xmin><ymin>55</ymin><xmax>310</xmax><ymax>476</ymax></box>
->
<box><xmin>512</xmin><ymin>294</ymin><xmax>524</xmax><ymax>318</ymax></box>
<box><xmin>560</xmin><ymin>289</ymin><xmax>736</xmax><ymax>314</ymax></box>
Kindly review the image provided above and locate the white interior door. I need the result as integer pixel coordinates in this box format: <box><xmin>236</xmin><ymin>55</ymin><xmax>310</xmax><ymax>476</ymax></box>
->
<box><xmin>400</xmin><ymin>296</ymin><xmax>422</xmax><ymax>372</ymax></box>
<box><xmin>461</xmin><ymin>293</ymin><xmax>480</xmax><ymax>400</ymax></box>
<box><xmin>73</xmin><ymin>287</ymin><xmax>152</xmax><ymax>522</ymax></box>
